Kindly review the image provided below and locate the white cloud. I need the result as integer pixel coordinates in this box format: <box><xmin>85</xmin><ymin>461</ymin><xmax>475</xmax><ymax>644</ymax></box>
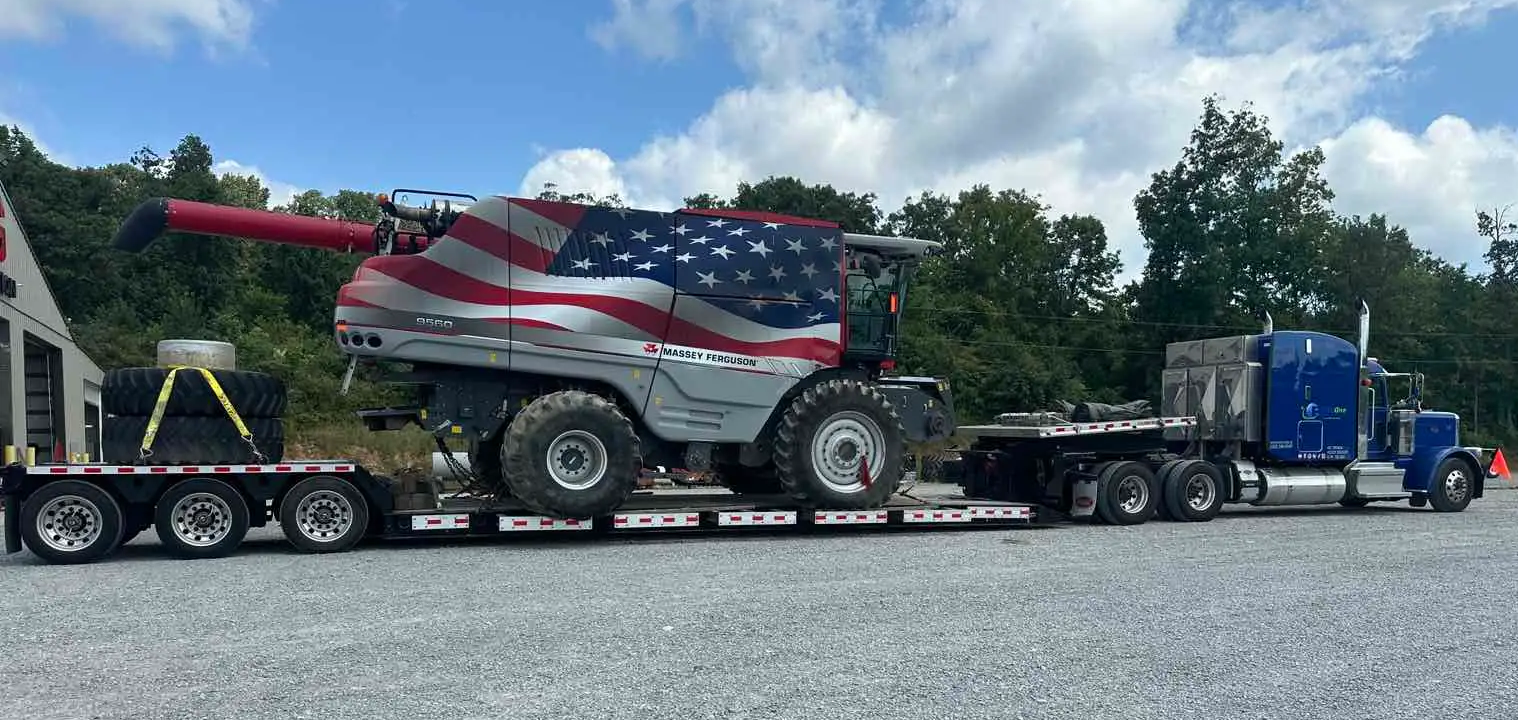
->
<box><xmin>534</xmin><ymin>0</ymin><xmax>1518</xmax><ymax>280</ymax></box>
<box><xmin>213</xmin><ymin>159</ymin><xmax>301</xmax><ymax>208</ymax></box>
<box><xmin>0</xmin><ymin>0</ymin><xmax>258</xmax><ymax>52</ymax></box>
<box><xmin>1320</xmin><ymin>115</ymin><xmax>1518</xmax><ymax>269</ymax></box>
<box><xmin>518</xmin><ymin>148</ymin><xmax>632</xmax><ymax>204</ymax></box>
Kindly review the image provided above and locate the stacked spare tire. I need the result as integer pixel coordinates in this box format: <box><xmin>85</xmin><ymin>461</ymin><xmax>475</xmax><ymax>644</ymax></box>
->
<box><xmin>100</xmin><ymin>340</ymin><xmax>287</xmax><ymax>464</ymax></box>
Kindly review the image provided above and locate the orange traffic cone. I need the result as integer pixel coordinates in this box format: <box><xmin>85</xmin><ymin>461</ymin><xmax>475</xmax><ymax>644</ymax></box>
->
<box><xmin>1489</xmin><ymin>448</ymin><xmax>1511</xmax><ymax>484</ymax></box>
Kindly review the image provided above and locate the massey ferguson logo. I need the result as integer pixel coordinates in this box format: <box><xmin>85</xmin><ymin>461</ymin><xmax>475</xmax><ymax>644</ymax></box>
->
<box><xmin>416</xmin><ymin>317</ymin><xmax>454</xmax><ymax>330</ymax></box>
<box><xmin>643</xmin><ymin>342</ymin><xmax>660</xmax><ymax>354</ymax></box>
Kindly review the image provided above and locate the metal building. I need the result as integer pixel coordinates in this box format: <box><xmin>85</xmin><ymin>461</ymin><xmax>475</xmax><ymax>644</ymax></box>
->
<box><xmin>0</xmin><ymin>180</ymin><xmax>104</xmax><ymax>464</ymax></box>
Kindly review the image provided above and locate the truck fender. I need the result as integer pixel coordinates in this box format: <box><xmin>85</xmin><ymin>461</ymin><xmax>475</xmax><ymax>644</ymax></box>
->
<box><xmin>1405</xmin><ymin>446</ymin><xmax>1485</xmax><ymax>500</ymax></box>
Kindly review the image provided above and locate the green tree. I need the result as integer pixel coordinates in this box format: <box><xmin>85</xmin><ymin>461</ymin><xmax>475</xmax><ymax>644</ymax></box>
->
<box><xmin>1126</xmin><ymin>96</ymin><xmax>1336</xmax><ymax>398</ymax></box>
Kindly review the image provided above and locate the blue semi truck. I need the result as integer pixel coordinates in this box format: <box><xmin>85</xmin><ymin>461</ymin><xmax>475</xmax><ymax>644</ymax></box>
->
<box><xmin>954</xmin><ymin>303</ymin><xmax>1492</xmax><ymax>523</ymax></box>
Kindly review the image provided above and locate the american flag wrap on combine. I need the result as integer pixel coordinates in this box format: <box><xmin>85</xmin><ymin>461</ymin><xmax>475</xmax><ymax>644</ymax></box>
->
<box><xmin>338</xmin><ymin>197</ymin><xmax>847</xmax><ymax>372</ymax></box>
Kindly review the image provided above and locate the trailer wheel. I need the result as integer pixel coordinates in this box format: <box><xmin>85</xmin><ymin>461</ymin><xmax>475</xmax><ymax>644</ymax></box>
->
<box><xmin>1163</xmin><ymin>460</ymin><xmax>1224</xmax><ymax>522</ymax></box>
<box><xmin>19</xmin><ymin>481</ymin><xmax>126</xmax><ymax>565</ymax></box>
<box><xmin>774</xmin><ymin>378</ymin><xmax>905</xmax><ymax>509</ymax></box>
<box><xmin>1427</xmin><ymin>457</ymin><xmax>1476</xmax><ymax>513</ymax></box>
<box><xmin>500</xmin><ymin>390</ymin><xmax>642</xmax><ymax>518</ymax></box>
<box><xmin>1095</xmin><ymin>461</ymin><xmax>1158</xmax><ymax>525</ymax></box>
<box><xmin>153</xmin><ymin>478</ymin><xmax>250</xmax><ymax>559</ymax></box>
<box><xmin>278</xmin><ymin>475</ymin><xmax>370</xmax><ymax>553</ymax></box>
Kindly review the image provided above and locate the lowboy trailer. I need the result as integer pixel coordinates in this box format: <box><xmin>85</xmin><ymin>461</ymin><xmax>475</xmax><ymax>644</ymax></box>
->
<box><xmin>1</xmin><ymin>460</ymin><xmax>1034</xmax><ymax>565</ymax></box>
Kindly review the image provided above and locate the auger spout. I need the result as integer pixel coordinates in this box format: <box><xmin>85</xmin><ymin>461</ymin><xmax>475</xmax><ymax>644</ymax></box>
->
<box><xmin>112</xmin><ymin>197</ymin><xmax>379</xmax><ymax>254</ymax></box>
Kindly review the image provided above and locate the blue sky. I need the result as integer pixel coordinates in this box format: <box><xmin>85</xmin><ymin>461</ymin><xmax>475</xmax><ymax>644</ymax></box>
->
<box><xmin>0</xmin><ymin>1</ymin><xmax>747</xmax><ymax>197</ymax></box>
<box><xmin>2</xmin><ymin>0</ymin><xmax>1516</xmax><ymax>273</ymax></box>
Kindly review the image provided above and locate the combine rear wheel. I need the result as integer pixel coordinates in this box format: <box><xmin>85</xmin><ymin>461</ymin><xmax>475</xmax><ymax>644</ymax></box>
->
<box><xmin>774</xmin><ymin>379</ymin><xmax>905</xmax><ymax>508</ymax></box>
<box><xmin>500</xmin><ymin>390</ymin><xmax>642</xmax><ymax>518</ymax></box>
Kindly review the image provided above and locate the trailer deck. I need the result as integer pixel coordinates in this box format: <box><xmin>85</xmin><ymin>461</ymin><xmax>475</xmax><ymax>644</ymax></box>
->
<box><xmin>1</xmin><ymin>459</ymin><xmax>1037</xmax><ymax>565</ymax></box>
<box><xmin>955</xmin><ymin>415</ymin><xmax>1197</xmax><ymax>439</ymax></box>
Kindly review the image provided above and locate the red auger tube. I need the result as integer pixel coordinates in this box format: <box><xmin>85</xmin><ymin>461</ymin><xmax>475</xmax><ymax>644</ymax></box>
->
<box><xmin>112</xmin><ymin>197</ymin><xmax>378</xmax><ymax>254</ymax></box>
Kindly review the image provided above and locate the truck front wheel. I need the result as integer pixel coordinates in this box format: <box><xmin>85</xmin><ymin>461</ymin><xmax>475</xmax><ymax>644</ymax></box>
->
<box><xmin>1427</xmin><ymin>457</ymin><xmax>1475</xmax><ymax>513</ymax></box>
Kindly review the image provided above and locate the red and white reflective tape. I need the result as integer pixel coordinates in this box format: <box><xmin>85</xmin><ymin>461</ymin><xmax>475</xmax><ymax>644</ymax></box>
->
<box><xmin>411</xmin><ymin>514</ymin><xmax>470</xmax><ymax>531</ymax></box>
<box><xmin>901</xmin><ymin>508</ymin><xmax>970</xmax><ymax>523</ymax></box>
<box><xmin>968</xmin><ymin>506</ymin><xmax>1031</xmax><ymax>519</ymax></box>
<box><xmin>613</xmin><ymin>513</ymin><xmax>700</xmax><ymax>529</ymax></box>
<box><xmin>31</xmin><ymin>462</ymin><xmax>356</xmax><ymax>475</ymax></box>
<box><xmin>498</xmin><ymin>516</ymin><xmax>592</xmax><ymax>532</ymax></box>
<box><xmin>717</xmin><ymin>511</ymin><xmax>797</xmax><ymax>526</ymax></box>
<box><xmin>812</xmin><ymin>510</ymin><xmax>889</xmax><ymax>525</ymax></box>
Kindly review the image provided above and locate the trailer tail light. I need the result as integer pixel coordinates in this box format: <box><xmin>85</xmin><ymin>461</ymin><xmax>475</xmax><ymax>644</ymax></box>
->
<box><xmin>889</xmin><ymin>293</ymin><xmax>899</xmax><ymax>313</ymax></box>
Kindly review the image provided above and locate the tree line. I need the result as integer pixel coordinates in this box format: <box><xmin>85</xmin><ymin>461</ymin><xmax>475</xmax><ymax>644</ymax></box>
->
<box><xmin>2</xmin><ymin>96</ymin><xmax>1515</xmax><ymax>450</ymax></box>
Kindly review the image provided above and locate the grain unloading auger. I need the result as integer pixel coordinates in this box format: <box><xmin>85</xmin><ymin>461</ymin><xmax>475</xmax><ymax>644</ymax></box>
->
<box><xmin>112</xmin><ymin>190</ymin><xmax>958</xmax><ymax>519</ymax></box>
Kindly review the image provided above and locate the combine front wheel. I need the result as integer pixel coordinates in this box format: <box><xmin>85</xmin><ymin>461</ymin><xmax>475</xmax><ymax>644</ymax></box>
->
<box><xmin>500</xmin><ymin>390</ymin><xmax>642</xmax><ymax>518</ymax></box>
<box><xmin>774</xmin><ymin>379</ymin><xmax>905</xmax><ymax>508</ymax></box>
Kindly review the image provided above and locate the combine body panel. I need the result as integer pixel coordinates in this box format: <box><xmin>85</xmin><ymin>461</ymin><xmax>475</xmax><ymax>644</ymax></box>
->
<box><xmin>106</xmin><ymin>191</ymin><xmax>958</xmax><ymax>525</ymax></box>
<box><xmin>335</xmin><ymin>197</ymin><xmax>849</xmax><ymax>445</ymax></box>
<box><xmin>957</xmin><ymin>304</ymin><xmax>1493</xmax><ymax>525</ymax></box>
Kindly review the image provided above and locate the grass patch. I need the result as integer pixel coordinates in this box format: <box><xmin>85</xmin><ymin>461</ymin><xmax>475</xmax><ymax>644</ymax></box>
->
<box><xmin>285</xmin><ymin>422</ymin><xmax>445</xmax><ymax>475</ymax></box>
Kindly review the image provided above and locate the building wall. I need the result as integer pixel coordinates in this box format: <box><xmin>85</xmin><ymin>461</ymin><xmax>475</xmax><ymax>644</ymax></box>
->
<box><xmin>0</xmin><ymin>180</ymin><xmax>105</xmax><ymax>463</ymax></box>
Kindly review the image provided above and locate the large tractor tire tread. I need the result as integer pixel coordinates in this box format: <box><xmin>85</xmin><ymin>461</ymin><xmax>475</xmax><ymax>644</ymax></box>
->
<box><xmin>500</xmin><ymin>390</ymin><xmax>642</xmax><ymax>518</ymax></box>
<box><xmin>773</xmin><ymin>378</ymin><xmax>906</xmax><ymax>509</ymax></box>
<box><xmin>102</xmin><ymin>367</ymin><xmax>288</xmax><ymax>419</ymax></box>
<box><xmin>102</xmin><ymin>415</ymin><xmax>285</xmax><ymax>465</ymax></box>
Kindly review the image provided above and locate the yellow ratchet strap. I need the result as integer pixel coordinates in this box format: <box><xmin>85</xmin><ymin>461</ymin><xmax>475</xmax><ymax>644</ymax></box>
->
<box><xmin>139</xmin><ymin>366</ymin><xmax>265</xmax><ymax>463</ymax></box>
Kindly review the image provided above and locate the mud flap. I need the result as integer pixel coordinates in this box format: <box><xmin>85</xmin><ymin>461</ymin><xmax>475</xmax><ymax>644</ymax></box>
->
<box><xmin>1070</xmin><ymin>476</ymin><xmax>1099</xmax><ymax>518</ymax></box>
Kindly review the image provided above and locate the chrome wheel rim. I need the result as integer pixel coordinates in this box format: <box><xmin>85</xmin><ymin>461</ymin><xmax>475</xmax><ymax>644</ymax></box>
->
<box><xmin>170</xmin><ymin>491</ymin><xmax>234</xmax><ymax>547</ymax></box>
<box><xmin>295</xmin><ymin>490</ymin><xmax>354</xmax><ymax>543</ymax></box>
<box><xmin>547</xmin><ymin>430</ymin><xmax>608</xmax><ymax>491</ymax></box>
<box><xmin>811</xmin><ymin>410</ymin><xmax>885</xmax><ymax>494</ymax></box>
<box><xmin>1444</xmin><ymin>469</ymin><xmax>1470</xmax><ymax>504</ymax></box>
<box><xmin>1185</xmin><ymin>472</ymin><xmax>1216</xmax><ymax>511</ymax></box>
<box><xmin>1116</xmin><ymin>473</ymin><xmax>1150</xmax><ymax>513</ymax></box>
<box><xmin>34</xmin><ymin>494</ymin><xmax>104</xmax><ymax>553</ymax></box>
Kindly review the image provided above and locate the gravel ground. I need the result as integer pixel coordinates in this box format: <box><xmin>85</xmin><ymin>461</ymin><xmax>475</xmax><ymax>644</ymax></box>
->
<box><xmin>2</xmin><ymin>484</ymin><xmax>1517</xmax><ymax>720</ymax></box>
